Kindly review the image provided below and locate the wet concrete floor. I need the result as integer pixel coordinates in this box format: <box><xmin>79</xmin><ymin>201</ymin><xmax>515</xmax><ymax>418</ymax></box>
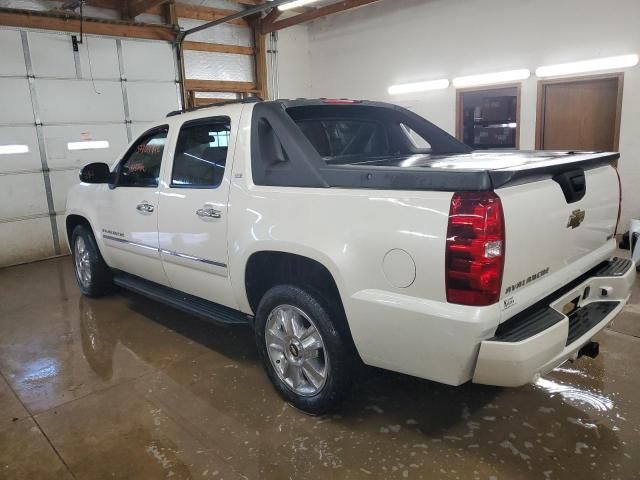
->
<box><xmin>0</xmin><ymin>255</ymin><xmax>639</xmax><ymax>479</ymax></box>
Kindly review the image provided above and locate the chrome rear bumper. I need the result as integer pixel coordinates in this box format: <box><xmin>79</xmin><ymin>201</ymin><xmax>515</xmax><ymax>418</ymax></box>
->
<box><xmin>473</xmin><ymin>257</ymin><xmax>635</xmax><ymax>387</ymax></box>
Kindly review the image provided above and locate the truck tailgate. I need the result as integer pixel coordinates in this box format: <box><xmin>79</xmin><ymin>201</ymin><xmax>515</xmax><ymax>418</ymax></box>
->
<box><xmin>496</xmin><ymin>163</ymin><xmax>620</xmax><ymax>322</ymax></box>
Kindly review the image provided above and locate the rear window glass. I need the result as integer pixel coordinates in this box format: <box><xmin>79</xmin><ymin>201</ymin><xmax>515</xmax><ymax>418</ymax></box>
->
<box><xmin>296</xmin><ymin>119</ymin><xmax>390</xmax><ymax>158</ymax></box>
<box><xmin>250</xmin><ymin>101</ymin><xmax>472</xmax><ymax>189</ymax></box>
<box><xmin>287</xmin><ymin>105</ymin><xmax>437</xmax><ymax>164</ymax></box>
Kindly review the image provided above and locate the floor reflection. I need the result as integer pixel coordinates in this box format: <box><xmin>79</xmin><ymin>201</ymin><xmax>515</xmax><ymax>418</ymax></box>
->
<box><xmin>1</xmin><ymin>257</ymin><xmax>638</xmax><ymax>479</ymax></box>
<box><xmin>80</xmin><ymin>296</ymin><xmax>119</xmax><ymax>380</ymax></box>
<box><xmin>74</xmin><ymin>288</ymin><xmax>634</xmax><ymax>479</ymax></box>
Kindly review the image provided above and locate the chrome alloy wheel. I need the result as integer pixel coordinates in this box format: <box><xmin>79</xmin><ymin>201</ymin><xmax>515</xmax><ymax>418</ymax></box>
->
<box><xmin>74</xmin><ymin>236</ymin><xmax>92</xmax><ymax>288</ymax></box>
<box><xmin>265</xmin><ymin>304</ymin><xmax>329</xmax><ymax>396</ymax></box>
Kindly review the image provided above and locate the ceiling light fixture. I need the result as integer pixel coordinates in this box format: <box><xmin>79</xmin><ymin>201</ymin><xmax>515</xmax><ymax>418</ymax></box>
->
<box><xmin>536</xmin><ymin>54</ymin><xmax>639</xmax><ymax>78</ymax></box>
<box><xmin>0</xmin><ymin>144</ymin><xmax>29</xmax><ymax>155</ymax></box>
<box><xmin>452</xmin><ymin>69</ymin><xmax>530</xmax><ymax>88</ymax></box>
<box><xmin>278</xmin><ymin>0</ymin><xmax>322</xmax><ymax>11</ymax></box>
<box><xmin>388</xmin><ymin>79</ymin><xmax>450</xmax><ymax>95</ymax></box>
<box><xmin>67</xmin><ymin>140</ymin><xmax>110</xmax><ymax>151</ymax></box>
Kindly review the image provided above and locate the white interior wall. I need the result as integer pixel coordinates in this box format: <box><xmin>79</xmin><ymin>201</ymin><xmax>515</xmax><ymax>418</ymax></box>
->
<box><xmin>272</xmin><ymin>26</ymin><xmax>312</xmax><ymax>100</ymax></box>
<box><xmin>277</xmin><ymin>0</ymin><xmax>640</xmax><ymax>227</ymax></box>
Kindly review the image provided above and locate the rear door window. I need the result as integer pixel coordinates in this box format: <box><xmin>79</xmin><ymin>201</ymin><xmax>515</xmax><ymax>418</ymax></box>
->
<box><xmin>171</xmin><ymin>117</ymin><xmax>231</xmax><ymax>188</ymax></box>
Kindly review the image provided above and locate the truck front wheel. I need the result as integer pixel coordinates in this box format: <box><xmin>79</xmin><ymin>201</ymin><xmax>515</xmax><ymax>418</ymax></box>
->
<box><xmin>254</xmin><ymin>285</ymin><xmax>354</xmax><ymax>415</ymax></box>
<box><xmin>71</xmin><ymin>225</ymin><xmax>113</xmax><ymax>297</ymax></box>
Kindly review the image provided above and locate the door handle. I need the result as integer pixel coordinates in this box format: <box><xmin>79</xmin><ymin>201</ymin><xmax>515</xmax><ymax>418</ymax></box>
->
<box><xmin>196</xmin><ymin>206</ymin><xmax>221</xmax><ymax>218</ymax></box>
<box><xmin>136</xmin><ymin>201</ymin><xmax>154</xmax><ymax>213</ymax></box>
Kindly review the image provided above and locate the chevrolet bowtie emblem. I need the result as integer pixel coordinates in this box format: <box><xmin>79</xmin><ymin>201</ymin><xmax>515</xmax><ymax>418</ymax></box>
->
<box><xmin>567</xmin><ymin>209</ymin><xmax>586</xmax><ymax>229</ymax></box>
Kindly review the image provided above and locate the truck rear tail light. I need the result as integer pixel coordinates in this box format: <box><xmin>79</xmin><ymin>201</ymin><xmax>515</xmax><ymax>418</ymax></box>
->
<box><xmin>446</xmin><ymin>192</ymin><xmax>505</xmax><ymax>306</ymax></box>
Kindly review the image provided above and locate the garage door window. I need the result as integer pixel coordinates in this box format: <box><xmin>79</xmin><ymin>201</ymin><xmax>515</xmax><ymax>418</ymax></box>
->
<box><xmin>171</xmin><ymin>117</ymin><xmax>230</xmax><ymax>189</ymax></box>
<box><xmin>117</xmin><ymin>127</ymin><xmax>168</xmax><ymax>188</ymax></box>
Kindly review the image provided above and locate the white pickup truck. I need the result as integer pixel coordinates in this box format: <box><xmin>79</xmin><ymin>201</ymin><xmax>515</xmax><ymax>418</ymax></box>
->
<box><xmin>66</xmin><ymin>98</ymin><xmax>635</xmax><ymax>414</ymax></box>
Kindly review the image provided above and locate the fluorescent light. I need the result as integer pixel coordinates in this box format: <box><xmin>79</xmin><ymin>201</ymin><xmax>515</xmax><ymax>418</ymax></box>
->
<box><xmin>452</xmin><ymin>69</ymin><xmax>530</xmax><ymax>88</ymax></box>
<box><xmin>536</xmin><ymin>54</ymin><xmax>639</xmax><ymax>78</ymax></box>
<box><xmin>0</xmin><ymin>144</ymin><xmax>29</xmax><ymax>154</ymax></box>
<box><xmin>388</xmin><ymin>79</ymin><xmax>450</xmax><ymax>95</ymax></box>
<box><xmin>67</xmin><ymin>140</ymin><xmax>110</xmax><ymax>151</ymax></box>
<box><xmin>278</xmin><ymin>0</ymin><xmax>321</xmax><ymax>11</ymax></box>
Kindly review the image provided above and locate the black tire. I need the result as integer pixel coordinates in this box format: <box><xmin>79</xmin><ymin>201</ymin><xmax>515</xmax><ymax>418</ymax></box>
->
<box><xmin>71</xmin><ymin>225</ymin><xmax>113</xmax><ymax>297</ymax></box>
<box><xmin>254</xmin><ymin>284</ymin><xmax>355</xmax><ymax>415</ymax></box>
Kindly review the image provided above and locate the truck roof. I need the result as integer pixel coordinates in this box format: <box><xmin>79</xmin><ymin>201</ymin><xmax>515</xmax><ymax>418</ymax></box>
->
<box><xmin>166</xmin><ymin>97</ymin><xmax>262</xmax><ymax>117</ymax></box>
<box><xmin>166</xmin><ymin>98</ymin><xmax>385</xmax><ymax>118</ymax></box>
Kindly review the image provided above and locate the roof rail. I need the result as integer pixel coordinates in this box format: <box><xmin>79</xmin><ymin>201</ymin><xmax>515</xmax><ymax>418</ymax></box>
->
<box><xmin>166</xmin><ymin>97</ymin><xmax>262</xmax><ymax>117</ymax></box>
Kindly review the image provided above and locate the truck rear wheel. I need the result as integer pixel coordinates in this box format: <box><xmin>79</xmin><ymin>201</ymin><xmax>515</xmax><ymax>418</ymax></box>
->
<box><xmin>71</xmin><ymin>225</ymin><xmax>113</xmax><ymax>297</ymax></box>
<box><xmin>254</xmin><ymin>284</ymin><xmax>354</xmax><ymax>415</ymax></box>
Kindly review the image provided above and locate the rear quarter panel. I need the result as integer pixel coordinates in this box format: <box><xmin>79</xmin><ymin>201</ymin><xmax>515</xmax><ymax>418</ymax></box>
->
<box><xmin>228</xmin><ymin>105</ymin><xmax>457</xmax><ymax>363</ymax></box>
<box><xmin>228</xmin><ymin>183</ymin><xmax>454</xmax><ymax>312</ymax></box>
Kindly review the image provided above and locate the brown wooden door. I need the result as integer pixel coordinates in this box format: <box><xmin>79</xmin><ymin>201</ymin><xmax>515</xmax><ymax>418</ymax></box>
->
<box><xmin>537</xmin><ymin>75</ymin><xmax>622</xmax><ymax>151</ymax></box>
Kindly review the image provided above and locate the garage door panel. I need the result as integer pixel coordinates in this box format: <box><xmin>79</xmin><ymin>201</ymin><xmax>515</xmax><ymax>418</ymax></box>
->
<box><xmin>121</xmin><ymin>40</ymin><xmax>175</xmax><ymax>81</ymax></box>
<box><xmin>44</xmin><ymin>124</ymin><xmax>129</xmax><ymax>170</ymax></box>
<box><xmin>0</xmin><ymin>218</ymin><xmax>55</xmax><ymax>267</ymax></box>
<box><xmin>0</xmin><ymin>126</ymin><xmax>41</xmax><ymax>173</ymax></box>
<box><xmin>36</xmin><ymin>80</ymin><xmax>124</xmax><ymax>124</ymax></box>
<box><xmin>131</xmin><ymin>122</ymin><xmax>157</xmax><ymax>138</ymax></box>
<box><xmin>0</xmin><ymin>27</ymin><xmax>184</xmax><ymax>267</ymax></box>
<box><xmin>0</xmin><ymin>78</ymin><xmax>34</xmax><ymax>125</ymax></box>
<box><xmin>0</xmin><ymin>173</ymin><xmax>48</xmax><ymax>220</ymax></box>
<box><xmin>28</xmin><ymin>32</ymin><xmax>77</xmax><ymax>79</ymax></box>
<box><xmin>0</xmin><ymin>30</ymin><xmax>26</xmax><ymax>76</ymax></box>
<box><xmin>127</xmin><ymin>82</ymin><xmax>178</xmax><ymax>122</ymax></box>
<box><xmin>49</xmin><ymin>169</ymin><xmax>80</xmax><ymax>213</ymax></box>
<box><xmin>78</xmin><ymin>37</ymin><xmax>120</xmax><ymax>80</ymax></box>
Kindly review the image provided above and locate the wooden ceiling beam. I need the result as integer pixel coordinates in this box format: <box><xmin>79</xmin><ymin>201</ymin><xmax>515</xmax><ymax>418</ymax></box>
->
<box><xmin>230</xmin><ymin>0</ymin><xmax>307</xmax><ymax>14</ymax></box>
<box><xmin>262</xmin><ymin>0</ymin><xmax>382</xmax><ymax>33</ymax></box>
<box><xmin>62</xmin><ymin>0</ymin><xmax>122</xmax><ymax>10</ymax></box>
<box><xmin>126</xmin><ymin>0</ymin><xmax>171</xmax><ymax>18</ymax></box>
<box><xmin>185</xmin><ymin>79</ymin><xmax>258</xmax><ymax>93</ymax></box>
<box><xmin>183</xmin><ymin>40</ymin><xmax>254</xmax><ymax>55</ymax></box>
<box><xmin>172</xmin><ymin>4</ymin><xmax>249</xmax><ymax>26</ymax></box>
<box><xmin>193</xmin><ymin>97</ymin><xmax>237</xmax><ymax>107</ymax></box>
<box><xmin>163</xmin><ymin>0</ymin><xmax>177</xmax><ymax>26</ymax></box>
<box><xmin>60</xmin><ymin>0</ymin><xmax>256</xmax><ymax>23</ymax></box>
<box><xmin>0</xmin><ymin>7</ymin><xmax>175</xmax><ymax>40</ymax></box>
<box><xmin>259</xmin><ymin>7</ymin><xmax>282</xmax><ymax>34</ymax></box>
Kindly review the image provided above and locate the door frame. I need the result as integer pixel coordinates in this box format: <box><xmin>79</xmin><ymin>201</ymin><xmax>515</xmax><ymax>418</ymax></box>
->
<box><xmin>455</xmin><ymin>83</ymin><xmax>522</xmax><ymax>149</ymax></box>
<box><xmin>535</xmin><ymin>72</ymin><xmax>625</xmax><ymax>150</ymax></box>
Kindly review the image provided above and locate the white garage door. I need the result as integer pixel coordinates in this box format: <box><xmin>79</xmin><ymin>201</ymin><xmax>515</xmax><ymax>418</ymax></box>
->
<box><xmin>0</xmin><ymin>28</ymin><xmax>180</xmax><ymax>267</ymax></box>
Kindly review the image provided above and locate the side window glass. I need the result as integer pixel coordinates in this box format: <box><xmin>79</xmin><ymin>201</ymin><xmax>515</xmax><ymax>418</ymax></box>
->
<box><xmin>118</xmin><ymin>129</ymin><xmax>167</xmax><ymax>187</ymax></box>
<box><xmin>172</xmin><ymin>118</ymin><xmax>231</xmax><ymax>188</ymax></box>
